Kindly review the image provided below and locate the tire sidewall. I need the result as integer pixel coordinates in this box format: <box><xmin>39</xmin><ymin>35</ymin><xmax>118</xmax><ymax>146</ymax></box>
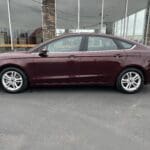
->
<box><xmin>0</xmin><ymin>67</ymin><xmax>28</xmax><ymax>93</ymax></box>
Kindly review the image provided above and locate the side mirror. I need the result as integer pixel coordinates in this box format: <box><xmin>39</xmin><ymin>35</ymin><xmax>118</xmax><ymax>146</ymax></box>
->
<box><xmin>39</xmin><ymin>48</ymin><xmax>48</xmax><ymax>57</ymax></box>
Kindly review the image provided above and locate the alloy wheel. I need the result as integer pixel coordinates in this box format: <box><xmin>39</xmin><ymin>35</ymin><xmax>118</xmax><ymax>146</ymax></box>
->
<box><xmin>2</xmin><ymin>71</ymin><xmax>23</xmax><ymax>92</ymax></box>
<box><xmin>121</xmin><ymin>71</ymin><xmax>142</xmax><ymax>92</ymax></box>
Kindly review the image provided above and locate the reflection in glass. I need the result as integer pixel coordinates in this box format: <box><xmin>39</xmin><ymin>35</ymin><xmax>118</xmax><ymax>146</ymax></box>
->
<box><xmin>11</xmin><ymin>0</ymin><xmax>43</xmax><ymax>45</ymax></box>
<box><xmin>0</xmin><ymin>0</ymin><xmax>11</xmax><ymax>51</ymax></box>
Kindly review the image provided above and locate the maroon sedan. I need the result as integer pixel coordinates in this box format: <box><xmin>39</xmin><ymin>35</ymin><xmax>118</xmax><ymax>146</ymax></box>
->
<box><xmin>0</xmin><ymin>33</ymin><xmax>150</xmax><ymax>93</ymax></box>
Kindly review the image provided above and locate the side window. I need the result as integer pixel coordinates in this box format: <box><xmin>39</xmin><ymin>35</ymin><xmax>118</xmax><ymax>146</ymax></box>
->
<box><xmin>46</xmin><ymin>36</ymin><xmax>82</xmax><ymax>52</ymax></box>
<box><xmin>117</xmin><ymin>40</ymin><xmax>134</xmax><ymax>49</ymax></box>
<box><xmin>87</xmin><ymin>36</ymin><xmax>118</xmax><ymax>51</ymax></box>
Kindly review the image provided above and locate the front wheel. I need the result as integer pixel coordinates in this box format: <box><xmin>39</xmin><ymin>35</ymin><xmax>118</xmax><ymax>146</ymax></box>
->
<box><xmin>116</xmin><ymin>68</ymin><xmax>144</xmax><ymax>94</ymax></box>
<box><xmin>0</xmin><ymin>67</ymin><xmax>28</xmax><ymax>93</ymax></box>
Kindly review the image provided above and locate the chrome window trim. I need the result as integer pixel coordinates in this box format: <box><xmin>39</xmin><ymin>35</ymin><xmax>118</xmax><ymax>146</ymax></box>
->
<box><xmin>32</xmin><ymin>44</ymin><xmax>136</xmax><ymax>54</ymax></box>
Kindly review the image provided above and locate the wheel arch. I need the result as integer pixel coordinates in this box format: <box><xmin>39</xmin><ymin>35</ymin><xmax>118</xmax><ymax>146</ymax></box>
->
<box><xmin>116</xmin><ymin>65</ymin><xmax>147</xmax><ymax>84</ymax></box>
<box><xmin>0</xmin><ymin>64</ymin><xmax>30</xmax><ymax>85</ymax></box>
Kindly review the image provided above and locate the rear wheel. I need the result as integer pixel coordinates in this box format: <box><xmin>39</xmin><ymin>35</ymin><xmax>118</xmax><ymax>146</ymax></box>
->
<box><xmin>0</xmin><ymin>67</ymin><xmax>28</xmax><ymax>93</ymax></box>
<box><xmin>116</xmin><ymin>68</ymin><xmax>144</xmax><ymax>94</ymax></box>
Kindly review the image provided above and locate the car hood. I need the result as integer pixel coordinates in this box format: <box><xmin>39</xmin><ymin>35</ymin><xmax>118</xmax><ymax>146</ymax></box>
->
<box><xmin>0</xmin><ymin>51</ymin><xmax>35</xmax><ymax>60</ymax></box>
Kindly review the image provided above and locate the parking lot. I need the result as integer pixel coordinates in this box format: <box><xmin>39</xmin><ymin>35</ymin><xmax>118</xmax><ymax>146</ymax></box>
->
<box><xmin>0</xmin><ymin>85</ymin><xmax>150</xmax><ymax>150</ymax></box>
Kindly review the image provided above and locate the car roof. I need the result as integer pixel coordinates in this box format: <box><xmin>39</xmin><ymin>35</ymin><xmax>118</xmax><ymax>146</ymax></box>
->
<box><xmin>56</xmin><ymin>33</ymin><xmax>132</xmax><ymax>43</ymax></box>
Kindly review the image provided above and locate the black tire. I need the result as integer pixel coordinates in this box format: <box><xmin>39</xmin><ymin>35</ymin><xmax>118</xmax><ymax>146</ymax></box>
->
<box><xmin>116</xmin><ymin>68</ymin><xmax>144</xmax><ymax>94</ymax></box>
<box><xmin>0</xmin><ymin>67</ymin><xmax>28</xmax><ymax>93</ymax></box>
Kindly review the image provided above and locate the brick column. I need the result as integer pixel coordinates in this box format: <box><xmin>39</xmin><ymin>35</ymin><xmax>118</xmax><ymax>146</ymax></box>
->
<box><xmin>42</xmin><ymin>0</ymin><xmax>55</xmax><ymax>41</ymax></box>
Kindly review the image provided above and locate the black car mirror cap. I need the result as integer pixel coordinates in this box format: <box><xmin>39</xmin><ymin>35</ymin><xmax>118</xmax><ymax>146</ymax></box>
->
<box><xmin>39</xmin><ymin>48</ymin><xmax>48</xmax><ymax>57</ymax></box>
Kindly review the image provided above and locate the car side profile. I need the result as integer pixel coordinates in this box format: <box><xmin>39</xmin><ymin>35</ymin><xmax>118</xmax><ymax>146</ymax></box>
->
<box><xmin>0</xmin><ymin>33</ymin><xmax>150</xmax><ymax>93</ymax></box>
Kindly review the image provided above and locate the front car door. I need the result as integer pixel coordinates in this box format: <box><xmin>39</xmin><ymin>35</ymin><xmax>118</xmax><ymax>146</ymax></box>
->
<box><xmin>78</xmin><ymin>35</ymin><xmax>127</xmax><ymax>85</ymax></box>
<box><xmin>32</xmin><ymin>35</ymin><xmax>84</xmax><ymax>85</ymax></box>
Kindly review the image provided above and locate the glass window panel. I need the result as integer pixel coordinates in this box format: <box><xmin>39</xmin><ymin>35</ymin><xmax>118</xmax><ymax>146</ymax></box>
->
<box><xmin>117</xmin><ymin>20</ymin><xmax>122</xmax><ymax>36</ymax></box>
<box><xmin>134</xmin><ymin>9</ymin><xmax>146</xmax><ymax>42</ymax></box>
<box><xmin>127</xmin><ymin>14</ymin><xmax>135</xmax><ymax>36</ymax></box>
<box><xmin>0</xmin><ymin>0</ymin><xmax>11</xmax><ymax>51</ymax></box>
<box><xmin>56</xmin><ymin>0</ymin><xmax>78</xmax><ymax>35</ymax></box>
<box><xmin>11</xmin><ymin>0</ymin><xmax>43</xmax><ymax>48</ymax></box>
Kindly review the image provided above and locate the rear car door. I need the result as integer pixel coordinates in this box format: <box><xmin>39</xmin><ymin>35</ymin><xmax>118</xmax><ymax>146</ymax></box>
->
<box><xmin>78</xmin><ymin>35</ymin><xmax>127</xmax><ymax>85</ymax></box>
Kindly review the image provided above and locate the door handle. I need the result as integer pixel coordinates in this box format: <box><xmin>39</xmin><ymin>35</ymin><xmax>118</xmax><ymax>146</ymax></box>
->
<box><xmin>114</xmin><ymin>54</ymin><xmax>122</xmax><ymax>58</ymax></box>
<box><xmin>69</xmin><ymin>55</ymin><xmax>75</xmax><ymax>60</ymax></box>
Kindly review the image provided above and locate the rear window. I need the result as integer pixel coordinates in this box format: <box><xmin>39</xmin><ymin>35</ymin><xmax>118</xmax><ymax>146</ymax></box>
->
<box><xmin>117</xmin><ymin>40</ymin><xmax>134</xmax><ymax>49</ymax></box>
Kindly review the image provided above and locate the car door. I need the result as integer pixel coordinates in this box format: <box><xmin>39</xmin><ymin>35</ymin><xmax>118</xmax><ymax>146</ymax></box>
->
<box><xmin>32</xmin><ymin>35</ymin><xmax>83</xmax><ymax>85</ymax></box>
<box><xmin>78</xmin><ymin>35</ymin><xmax>126</xmax><ymax>85</ymax></box>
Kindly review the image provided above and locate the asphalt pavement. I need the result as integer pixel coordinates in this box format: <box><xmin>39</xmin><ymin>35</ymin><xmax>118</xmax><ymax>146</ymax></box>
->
<box><xmin>0</xmin><ymin>85</ymin><xmax>150</xmax><ymax>150</ymax></box>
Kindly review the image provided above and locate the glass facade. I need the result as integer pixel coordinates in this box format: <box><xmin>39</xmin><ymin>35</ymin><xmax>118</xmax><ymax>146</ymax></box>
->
<box><xmin>0</xmin><ymin>0</ymin><xmax>149</xmax><ymax>52</ymax></box>
<box><xmin>114</xmin><ymin>9</ymin><xmax>146</xmax><ymax>43</ymax></box>
<box><xmin>0</xmin><ymin>0</ymin><xmax>11</xmax><ymax>51</ymax></box>
<box><xmin>0</xmin><ymin>0</ymin><xmax>43</xmax><ymax>51</ymax></box>
<box><xmin>11</xmin><ymin>0</ymin><xmax>43</xmax><ymax>45</ymax></box>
